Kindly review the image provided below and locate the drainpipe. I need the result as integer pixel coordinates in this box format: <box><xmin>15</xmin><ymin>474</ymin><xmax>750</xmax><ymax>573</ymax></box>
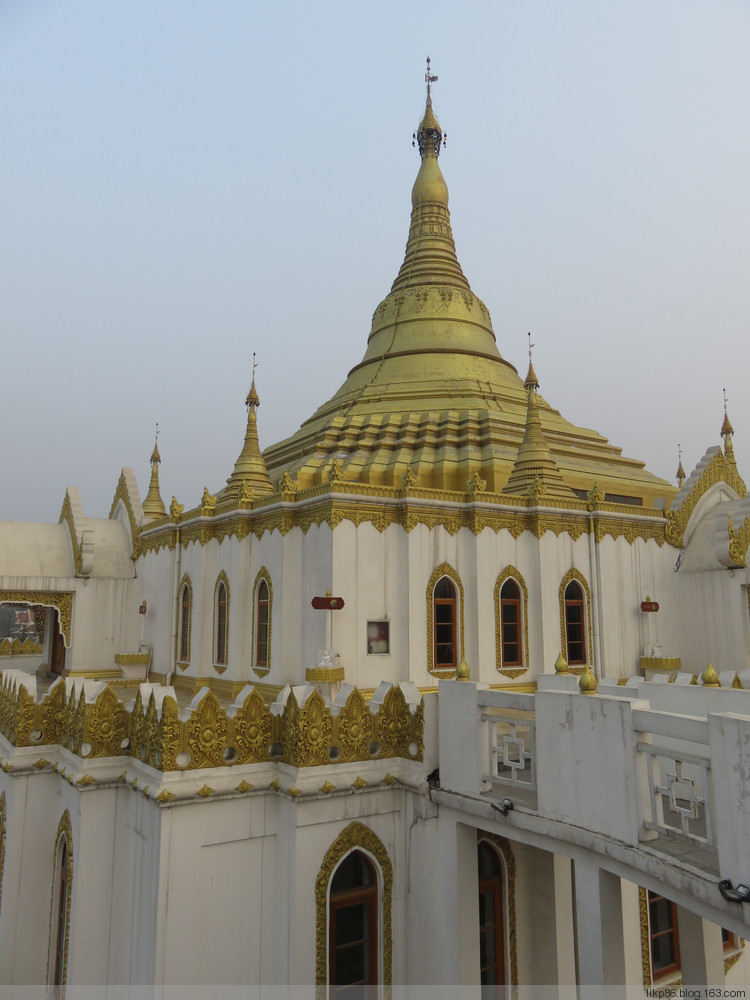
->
<box><xmin>165</xmin><ymin>526</ymin><xmax>181</xmax><ymax>687</ymax></box>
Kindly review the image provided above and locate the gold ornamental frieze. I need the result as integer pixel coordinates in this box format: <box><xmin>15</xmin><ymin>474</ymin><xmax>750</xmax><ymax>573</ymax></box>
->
<box><xmin>0</xmin><ymin>670</ymin><xmax>424</xmax><ymax>773</ymax></box>
<box><xmin>139</xmin><ymin>480</ymin><xmax>668</xmax><ymax>556</ymax></box>
<box><xmin>0</xmin><ymin>592</ymin><xmax>73</xmax><ymax>647</ymax></box>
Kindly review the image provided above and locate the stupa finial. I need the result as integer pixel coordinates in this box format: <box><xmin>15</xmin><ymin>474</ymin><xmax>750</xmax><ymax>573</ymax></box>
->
<box><xmin>143</xmin><ymin>422</ymin><xmax>167</xmax><ymax>520</ymax></box>
<box><xmin>721</xmin><ymin>387</ymin><xmax>735</xmax><ymax>457</ymax></box>
<box><xmin>525</xmin><ymin>332</ymin><xmax>539</xmax><ymax>389</ymax></box>
<box><xmin>676</xmin><ymin>443</ymin><xmax>686</xmax><ymax>488</ymax></box>
<box><xmin>412</xmin><ymin>56</ymin><xmax>446</xmax><ymax>159</ymax></box>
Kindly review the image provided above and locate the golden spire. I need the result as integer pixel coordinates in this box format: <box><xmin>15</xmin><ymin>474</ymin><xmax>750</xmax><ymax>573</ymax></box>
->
<box><xmin>502</xmin><ymin>341</ymin><xmax>573</xmax><ymax>500</ymax></box>
<box><xmin>721</xmin><ymin>388</ymin><xmax>735</xmax><ymax>459</ymax></box>
<box><xmin>225</xmin><ymin>355</ymin><xmax>274</xmax><ymax>498</ymax></box>
<box><xmin>676</xmin><ymin>443</ymin><xmax>686</xmax><ymax>487</ymax></box>
<box><xmin>142</xmin><ymin>423</ymin><xmax>167</xmax><ymax>520</ymax></box>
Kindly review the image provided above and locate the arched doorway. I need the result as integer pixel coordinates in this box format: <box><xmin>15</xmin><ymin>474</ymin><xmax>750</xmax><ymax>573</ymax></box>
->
<box><xmin>478</xmin><ymin>840</ymin><xmax>505</xmax><ymax>993</ymax></box>
<box><xmin>328</xmin><ymin>850</ymin><xmax>378</xmax><ymax>990</ymax></box>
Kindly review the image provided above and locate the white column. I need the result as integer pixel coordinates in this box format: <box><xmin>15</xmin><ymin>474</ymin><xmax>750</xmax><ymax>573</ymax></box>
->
<box><xmin>675</xmin><ymin>907</ymin><xmax>725</xmax><ymax>985</ymax></box>
<box><xmin>573</xmin><ymin>859</ymin><xmax>626</xmax><ymax>988</ymax></box>
<box><xmin>436</xmin><ymin>816</ymin><xmax>481</xmax><ymax>994</ymax></box>
<box><xmin>552</xmin><ymin>855</ymin><xmax>577</xmax><ymax>986</ymax></box>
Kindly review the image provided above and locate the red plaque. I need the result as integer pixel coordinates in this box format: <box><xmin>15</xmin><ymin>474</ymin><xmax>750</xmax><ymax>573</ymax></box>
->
<box><xmin>311</xmin><ymin>596</ymin><xmax>345</xmax><ymax>610</ymax></box>
<box><xmin>640</xmin><ymin>601</ymin><xmax>659</xmax><ymax>612</ymax></box>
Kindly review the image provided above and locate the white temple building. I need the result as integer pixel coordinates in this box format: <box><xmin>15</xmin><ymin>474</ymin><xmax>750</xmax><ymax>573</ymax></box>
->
<box><xmin>1</xmin><ymin>69</ymin><xmax>750</xmax><ymax>992</ymax></box>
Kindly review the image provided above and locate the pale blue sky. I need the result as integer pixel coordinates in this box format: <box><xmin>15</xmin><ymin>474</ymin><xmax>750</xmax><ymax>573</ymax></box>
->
<box><xmin>2</xmin><ymin>1</ymin><xmax>749</xmax><ymax>521</ymax></box>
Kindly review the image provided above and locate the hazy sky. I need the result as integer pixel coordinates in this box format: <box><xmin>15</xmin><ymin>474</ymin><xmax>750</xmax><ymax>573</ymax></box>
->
<box><xmin>2</xmin><ymin>1</ymin><xmax>749</xmax><ymax>523</ymax></box>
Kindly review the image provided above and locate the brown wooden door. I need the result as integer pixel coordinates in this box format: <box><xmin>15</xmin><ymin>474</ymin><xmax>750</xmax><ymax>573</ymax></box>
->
<box><xmin>478</xmin><ymin>841</ymin><xmax>506</xmax><ymax>995</ymax></box>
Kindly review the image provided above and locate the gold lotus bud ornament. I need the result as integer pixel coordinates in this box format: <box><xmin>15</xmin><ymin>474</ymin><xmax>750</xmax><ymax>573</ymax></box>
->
<box><xmin>701</xmin><ymin>662</ymin><xmax>720</xmax><ymax>687</ymax></box>
<box><xmin>456</xmin><ymin>657</ymin><xmax>471</xmax><ymax>681</ymax></box>
<box><xmin>578</xmin><ymin>665</ymin><xmax>598</xmax><ymax>695</ymax></box>
<box><xmin>554</xmin><ymin>651</ymin><xmax>569</xmax><ymax>674</ymax></box>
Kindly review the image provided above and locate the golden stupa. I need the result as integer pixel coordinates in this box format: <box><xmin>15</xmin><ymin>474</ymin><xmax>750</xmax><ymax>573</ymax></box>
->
<box><xmin>263</xmin><ymin>69</ymin><xmax>672</xmax><ymax>507</ymax></box>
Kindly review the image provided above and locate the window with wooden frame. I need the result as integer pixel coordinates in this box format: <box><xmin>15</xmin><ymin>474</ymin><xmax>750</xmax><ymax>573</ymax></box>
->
<box><xmin>48</xmin><ymin>818</ymin><xmax>73</xmax><ymax>994</ymax></box>
<box><xmin>564</xmin><ymin>580</ymin><xmax>587</xmax><ymax>666</ymax></box>
<box><xmin>648</xmin><ymin>890</ymin><xmax>680</xmax><ymax>980</ymax></box>
<box><xmin>329</xmin><ymin>851</ymin><xmax>378</xmax><ymax>990</ymax></box>
<box><xmin>478</xmin><ymin>841</ymin><xmax>506</xmax><ymax>991</ymax></box>
<box><xmin>433</xmin><ymin>576</ymin><xmax>457</xmax><ymax>670</ymax></box>
<box><xmin>500</xmin><ymin>579</ymin><xmax>522</xmax><ymax>667</ymax></box>
<box><xmin>214</xmin><ymin>578</ymin><xmax>229</xmax><ymax>666</ymax></box>
<box><xmin>255</xmin><ymin>579</ymin><xmax>270</xmax><ymax>668</ymax></box>
<box><xmin>178</xmin><ymin>581</ymin><xmax>191</xmax><ymax>663</ymax></box>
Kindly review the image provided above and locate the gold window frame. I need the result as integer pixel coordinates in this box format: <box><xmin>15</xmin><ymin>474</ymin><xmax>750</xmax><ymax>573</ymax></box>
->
<box><xmin>494</xmin><ymin>566</ymin><xmax>529</xmax><ymax>676</ymax></box>
<box><xmin>558</xmin><ymin>568</ymin><xmax>593</xmax><ymax>673</ymax></box>
<box><xmin>251</xmin><ymin>567</ymin><xmax>273</xmax><ymax>677</ymax></box>
<box><xmin>426</xmin><ymin>562</ymin><xmax>464</xmax><ymax>677</ymax></box>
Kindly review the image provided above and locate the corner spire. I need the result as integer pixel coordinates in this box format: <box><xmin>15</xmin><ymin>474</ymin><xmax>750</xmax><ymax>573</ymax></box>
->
<box><xmin>142</xmin><ymin>423</ymin><xmax>167</xmax><ymax>520</ymax></box>
<box><xmin>676</xmin><ymin>444</ymin><xmax>686</xmax><ymax>488</ymax></box>
<box><xmin>225</xmin><ymin>355</ymin><xmax>274</xmax><ymax>498</ymax></box>
<box><xmin>721</xmin><ymin>388</ymin><xmax>735</xmax><ymax>460</ymax></box>
<box><xmin>502</xmin><ymin>343</ymin><xmax>573</xmax><ymax>500</ymax></box>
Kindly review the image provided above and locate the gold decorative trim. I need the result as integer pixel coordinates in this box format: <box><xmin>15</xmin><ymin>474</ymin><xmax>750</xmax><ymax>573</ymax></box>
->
<box><xmin>114</xmin><ymin>653</ymin><xmax>150</xmax><ymax>665</ymax></box>
<box><xmin>426</xmin><ymin>562</ymin><xmax>464</xmax><ymax>676</ymax></box>
<box><xmin>196</xmin><ymin>785</ymin><xmax>214</xmax><ymax>798</ymax></box>
<box><xmin>76</xmin><ymin>774</ymin><xmax>95</xmax><ymax>787</ymax></box>
<box><xmin>352</xmin><ymin>776</ymin><xmax>367</xmax><ymax>789</ymax></box>
<box><xmin>666</xmin><ymin>447</ymin><xmax>746</xmax><ymax>548</ymax></box>
<box><xmin>139</xmin><ymin>484</ymin><xmax>668</xmax><ymax>556</ymax></box>
<box><xmin>478</xmin><ymin>833</ymin><xmax>518</xmax><ymax>989</ymax></box>
<box><xmin>47</xmin><ymin>810</ymin><xmax>73</xmax><ymax>990</ymax></box>
<box><xmin>155</xmin><ymin>789</ymin><xmax>175</xmax><ymax>804</ymax></box>
<box><xmin>319</xmin><ymin>781</ymin><xmax>335</xmax><ymax>794</ymax></box>
<box><xmin>383</xmin><ymin>773</ymin><xmax>397</xmax><ymax>785</ymax></box>
<box><xmin>315</xmin><ymin>821</ymin><xmax>393</xmax><ymax>986</ymax></box>
<box><xmin>235</xmin><ymin>780</ymin><xmax>253</xmax><ymax>793</ymax></box>
<box><xmin>212</xmin><ymin>571</ymin><xmax>230</xmax><ymax>672</ymax></box>
<box><xmin>558</xmin><ymin>569</ymin><xmax>593</xmax><ymax>669</ymax></box>
<box><xmin>0</xmin><ymin>793</ymin><xmax>5</xmax><ymax>918</ymax></box>
<box><xmin>725</xmin><ymin>939</ymin><xmax>745</xmax><ymax>974</ymax></box>
<box><xmin>177</xmin><ymin>573</ymin><xmax>193</xmax><ymax>667</ymax></box>
<box><xmin>0</xmin><ymin>592</ymin><xmax>72</xmax><ymax>648</ymax></box>
<box><xmin>0</xmin><ymin>637</ymin><xmax>42</xmax><ymax>657</ymax></box>
<box><xmin>306</xmin><ymin>665</ymin><xmax>345</xmax><ymax>682</ymax></box>
<box><xmin>494</xmin><ymin>566</ymin><xmax>529</xmax><ymax>675</ymax></box>
<box><xmin>251</xmin><ymin>567</ymin><xmax>273</xmax><ymax>677</ymax></box>
<box><xmin>640</xmin><ymin>656</ymin><xmax>682</xmax><ymax>673</ymax></box>
<box><xmin>108</xmin><ymin>471</ymin><xmax>143</xmax><ymax>559</ymax></box>
<box><xmin>638</xmin><ymin>887</ymin><xmax>652</xmax><ymax>986</ymax></box>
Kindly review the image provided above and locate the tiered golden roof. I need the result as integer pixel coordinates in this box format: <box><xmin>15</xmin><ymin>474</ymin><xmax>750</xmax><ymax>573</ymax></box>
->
<box><xmin>224</xmin><ymin>369</ymin><xmax>274</xmax><ymax>498</ymax></box>
<box><xmin>262</xmin><ymin>71</ymin><xmax>673</xmax><ymax>506</ymax></box>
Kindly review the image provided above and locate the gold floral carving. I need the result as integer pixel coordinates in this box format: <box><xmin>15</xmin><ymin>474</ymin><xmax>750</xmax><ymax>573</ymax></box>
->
<box><xmin>0</xmin><ymin>592</ymin><xmax>72</xmax><ymax>647</ymax></box>
<box><xmin>0</xmin><ymin>637</ymin><xmax>43</xmax><ymax>657</ymax></box>
<box><xmin>235</xmin><ymin>780</ymin><xmax>253</xmax><ymax>793</ymax></box>
<box><xmin>315</xmin><ymin>822</ymin><xmax>393</xmax><ymax>986</ymax></box>
<box><xmin>170</xmin><ymin>496</ymin><xmax>184</xmax><ymax>520</ymax></box>
<box><xmin>47</xmin><ymin>810</ymin><xmax>73</xmax><ymax>989</ymax></box>
<box><xmin>479</xmin><ymin>833</ymin><xmax>518</xmax><ymax>988</ymax></box>
<box><xmin>196</xmin><ymin>785</ymin><xmax>215</xmax><ymax>798</ymax></box>
<box><xmin>319</xmin><ymin>781</ymin><xmax>335</xmax><ymax>794</ymax></box>
<box><xmin>108</xmin><ymin>472</ymin><xmax>143</xmax><ymax>558</ymax></box>
<box><xmin>426</xmin><ymin>562</ymin><xmax>465</xmax><ymax>677</ymax></box>
<box><xmin>76</xmin><ymin>774</ymin><xmax>95</xmax><ymax>787</ymax></box>
<box><xmin>727</xmin><ymin>513</ymin><xmax>750</xmax><ymax>568</ymax></box>
<box><xmin>383</xmin><ymin>773</ymin><xmax>397</xmax><ymax>785</ymax></box>
<box><xmin>251</xmin><ymin>567</ymin><xmax>273</xmax><ymax>677</ymax></box>
<box><xmin>352</xmin><ymin>776</ymin><xmax>367</xmax><ymax>789</ymax></box>
<box><xmin>558</xmin><ymin>569</ymin><xmax>594</xmax><ymax>669</ymax></box>
<box><xmin>494</xmin><ymin>566</ymin><xmax>529</xmax><ymax>675</ymax></box>
<box><xmin>666</xmin><ymin>448</ymin><xmax>747</xmax><ymax>548</ymax></box>
<box><xmin>155</xmin><ymin>789</ymin><xmax>175</xmax><ymax>803</ymax></box>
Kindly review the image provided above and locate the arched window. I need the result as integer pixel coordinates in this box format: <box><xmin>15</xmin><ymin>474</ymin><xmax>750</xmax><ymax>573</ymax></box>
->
<box><xmin>433</xmin><ymin>576</ymin><xmax>457</xmax><ymax>670</ymax></box>
<box><xmin>564</xmin><ymin>581</ymin><xmax>586</xmax><ymax>665</ymax></box>
<box><xmin>329</xmin><ymin>851</ymin><xmax>378</xmax><ymax>989</ymax></box>
<box><xmin>255</xmin><ymin>579</ymin><xmax>271</xmax><ymax>667</ymax></box>
<box><xmin>178</xmin><ymin>580</ymin><xmax>191</xmax><ymax>663</ymax></box>
<box><xmin>214</xmin><ymin>577</ymin><xmax>229</xmax><ymax>667</ymax></box>
<box><xmin>500</xmin><ymin>579</ymin><xmax>522</xmax><ymax>667</ymax></box>
<box><xmin>478</xmin><ymin>841</ymin><xmax>506</xmax><ymax>990</ymax></box>
<box><xmin>48</xmin><ymin>814</ymin><xmax>73</xmax><ymax>992</ymax></box>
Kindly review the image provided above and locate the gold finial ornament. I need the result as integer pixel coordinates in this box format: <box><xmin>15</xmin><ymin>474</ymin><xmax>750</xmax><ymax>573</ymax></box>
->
<box><xmin>676</xmin><ymin>444</ymin><xmax>686</xmax><ymax>488</ymax></box>
<box><xmin>503</xmin><ymin>343</ymin><xmax>574</xmax><ymax>501</ymax></box>
<box><xmin>701</xmin><ymin>662</ymin><xmax>720</xmax><ymax>687</ymax></box>
<box><xmin>142</xmin><ymin>423</ymin><xmax>167</xmax><ymax>520</ymax></box>
<box><xmin>578</xmin><ymin>664</ymin><xmax>598</xmax><ymax>694</ymax></box>
<box><xmin>225</xmin><ymin>356</ymin><xmax>274</xmax><ymax>499</ymax></box>
<box><xmin>554</xmin><ymin>651</ymin><xmax>569</xmax><ymax>674</ymax></box>
<box><xmin>456</xmin><ymin>657</ymin><xmax>471</xmax><ymax>681</ymax></box>
<box><xmin>721</xmin><ymin>388</ymin><xmax>735</xmax><ymax>459</ymax></box>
